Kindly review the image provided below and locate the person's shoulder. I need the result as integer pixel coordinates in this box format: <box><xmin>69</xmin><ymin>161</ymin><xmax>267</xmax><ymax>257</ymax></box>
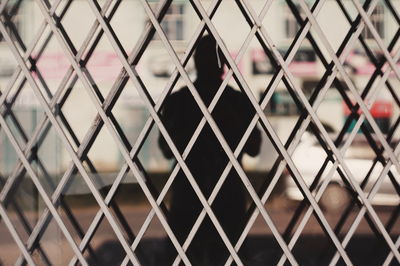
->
<box><xmin>225</xmin><ymin>86</ymin><xmax>256</xmax><ymax>113</ymax></box>
<box><xmin>225</xmin><ymin>86</ymin><xmax>249</xmax><ymax>102</ymax></box>
<box><xmin>164</xmin><ymin>86</ymin><xmax>190</xmax><ymax>104</ymax></box>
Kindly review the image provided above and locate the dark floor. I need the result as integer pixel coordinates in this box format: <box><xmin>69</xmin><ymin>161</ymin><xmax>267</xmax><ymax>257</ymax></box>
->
<box><xmin>85</xmin><ymin>235</ymin><xmax>400</xmax><ymax>266</ymax></box>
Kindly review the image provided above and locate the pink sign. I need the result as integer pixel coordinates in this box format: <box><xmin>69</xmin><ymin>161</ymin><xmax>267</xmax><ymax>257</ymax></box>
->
<box><xmin>346</xmin><ymin>50</ymin><xmax>400</xmax><ymax>76</ymax></box>
<box><xmin>251</xmin><ymin>49</ymin><xmax>318</xmax><ymax>77</ymax></box>
<box><xmin>35</xmin><ymin>51</ymin><xmax>123</xmax><ymax>82</ymax></box>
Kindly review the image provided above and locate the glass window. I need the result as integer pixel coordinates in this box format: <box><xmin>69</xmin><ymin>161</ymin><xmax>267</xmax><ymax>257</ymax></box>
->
<box><xmin>151</xmin><ymin>3</ymin><xmax>185</xmax><ymax>41</ymax></box>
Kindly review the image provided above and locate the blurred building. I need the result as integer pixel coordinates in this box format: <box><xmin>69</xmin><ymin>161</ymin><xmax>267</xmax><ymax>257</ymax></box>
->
<box><xmin>0</xmin><ymin>0</ymin><xmax>399</xmax><ymax>177</ymax></box>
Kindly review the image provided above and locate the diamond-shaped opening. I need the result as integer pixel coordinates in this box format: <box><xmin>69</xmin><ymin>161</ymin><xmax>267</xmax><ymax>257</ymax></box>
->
<box><xmin>79</xmin><ymin>211</ymin><xmax>139</xmax><ymax>265</ymax></box>
<box><xmin>263</xmin><ymin>80</ymin><xmax>303</xmax><ymax>145</ymax></box>
<box><xmin>350</xmin><ymin>48</ymin><xmax>390</xmax><ymax>81</ymax></box>
<box><xmin>30</xmin><ymin>122</ymin><xmax>65</xmax><ymax>196</ymax></box>
<box><xmin>314</xmin><ymin>90</ymin><xmax>341</xmax><ymax>136</ymax></box>
<box><xmin>109</xmin><ymin>88</ymin><xmax>146</xmax><ymax>148</ymax></box>
<box><xmin>3</xmin><ymin>106</ymin><xmax>34</xmax><ymax>151</ymax></box>
<box><xmin>107</xmin><ymin>171</ymin><xmax>155</xmax><ymax>229</ymax></box>
<box><xmin>30</xmin><ymin>248</ymin><xmax>48</xmax><ymax>265</ymax></box>
<box><xmin>21</xmin><ymin>1</ymin><xmax>51</xmax><ymax>47</ymax></box>
<box><xmin>31</xmin><ymin>42</ymin><xmax>70</xmax><ymax>102</ymax></box>
<box><xmin>344</xmin><ymin>151</ymin><xmax>380</xmax><ymax>193</ymax></box>
<box><xmin>261</xmin><ymin>0</ymin><xmax>309</xmax><ymax>47</ymax></box>
<box><xmin>333</xmin><ymin>74</ymin><xmax>393</xmax><ymax>143</ymax></box>
<box><xmin>56</xmin><ymin>188</ymin><xmax>102</xmax><ymax>263</ymax></box>
<box><xmin>137</xmin><ymin>1</ymin><xmax>190</xmax><ymax>74</ymax></box>
<box><xmin>139</xmin><ymin>212</ymin><xmax>174</xmax><ymax>265</ymax></box>
<box><xmin>381</xmin><ymin>1</ymin><xmax>400</xmax><ymax>48</ymax></box>
<box><xmin>210</xmin><ymin>0</ymin><xmax>251</xmax><ymax>53</ymax></box>
<box><xmin>209</xmin><ymin>169</ymin><xmax>253</xmax><ymax>251</ymax></box>
<box><xmin>253</xmin><ymin>171</ymin><xmax>304</xmax><ymax>244</ymax></box>
<box><xmin>343</xmin><ymin>214</ymin><xmax>392</xmax><ymax>265</ymax></box>
<box><xmin>110</xmin><ymin>97</ymin><xmax>147</xmax><ymax>150</ymax></box>
<box><xmin>317</xmin><ymin>168</ymin><xmax>359</xmax><ymax>230</ymax></box>
<box><xmin>289</xmin><ymin>129</ymin><xmax>333</xmax><ymax>194</ymax></box>
<box><xmin>335</xmin><ymin>0</ymin><xmax>364</xmax><ymax>23</ymax></box>
<box><xmin>379</xmin><ymin>203</ymin><xmax>400</xmax><ymax>239</ymax></box>
<box><xmin>316</xmin><ymin>0</ymin><xmax>351</xmax><ymax>53</ymax></box>
<box><xmin>57</xmin><ymin>189</ymin><xmax>99</xmax><ymax>240</ymax></box>
<box><xmin>164</xmin><ymin>199</ymin><xmax>242</xmax><ymax>265</ymax></box>
<box><xmin>2</xmin><ymin>75</ymin><xmax>40</xmax><ymax>143</ymax></box>
<box><xmin>2</xmin><ymin>173</ymin><xmax>43</xmax><ymax>242</ymax></box>
<box><xmin>84</xmin><ymin>239</ymin><xmax>127</xmax><ymax>266</ymax></box>
<box><xmin>146</xmin><ymin>0</ymin><xmax>201</xmax><ymax>58</ymax></box>
<box><xmin>249</xmin><ymin>41</ymin><xmax>280</xmax><ymax>100</ymax></box>
<box><xmin>368</xmin><ymin>168</ymin><xmax>399</xmax><ymax>208</ymax></box>
<box><xmin>283</xmin><ymin>166</ymin><xmax>315</xmax><ymax>226</ymax></box>
<box><xmin>290</xmin><ymin>212</ymin><xmax>340</xmax><ymax>265</ymax></box>
<box><xmin>84</xmin><ymin>29</ymin><xmax>125</xmax><ymax>99</ymax></box>
<box><xmin>0</xmin><ymin>212</ymin><xmax>27</xmax><ymax>265</ymax></box>
<box><xmin>280</xmin><ymin>44</ymin><xmax>323</xmax><ymax>89</ymax></box>
<box><xmin>109</xmin><ymin>0</ymin><xmax>148</xmax><ymax>54</ymax></box>
<box><xmin>55</xmin><ymin>0</ymin><xmax>96</xmax><ymax>51</ymax></box>
<box><xmin>185</xmin><ymin>0</ymin><xmax>213</xmax><ymax>12</ymax></box>
<box><xmin>134</xmin><ymin>25</ymin><xmax>196</xmax><ymax>106</ymax></box>
<box><xmin>247</xmin><ymin>121</ymin><xmax>281</xmax><ymax>175</ymax></box>
<box><xmin>59</xmin><ymin>79</ymin><xmax>98</xmax><ymax>150</ymax></box>
<box><xmin>136</xmin><ymin>119</ymin><xmax>171</xmax><ymax>174</ymax></box>
<box><xmin>36</xmin><ymin>216</ymin><xmax>75</xmax><ymax>265</ymax></box>
<box><xmin>84</xmin><ymin>126</ymin><xmax>123</xmax><ymax>180</ymax></box>
<box><xmin>247</xmin><ymin>0</ymin><xmax>272</xmax><ymax>18</ymax></box>
<box><xmin>32</xmin><ymin>35</ymin><xmax>72</xmax><ymax>103</ymax></box>
<box><xmin>243</xmin><ymin>211</ymin><xmax>286</xmax><ymax>265</ymax></box>
<box><xmin>211</xmin><ymin>77</ymin><xmax>258</xmax><ymax>135</ymax></box>
<box><xmin>0</xmin><ymin>47</ymin><xmax>18</xmax><ymax>87</ymax></box>
<box><xmin>134</xmin><ymin>35</ymin><xmax>180</xmax><ymax>104</ymax></box>
<box><xmin>135</xmin><ymin>133</ymin><xmax>179</xmax><ymax>209</ymax></box>
<box><xmin>0</xmin><ymin>129</ymin><xmax>56</xmax><ymax>205</ymax></box>
<box><xmin>157</xmin><ymin>88</ymin><xmax>201</xmax><ymax>160</ymax></box>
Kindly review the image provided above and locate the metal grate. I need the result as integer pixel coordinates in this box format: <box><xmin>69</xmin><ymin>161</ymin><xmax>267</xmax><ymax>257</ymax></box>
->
<box><xmin>0</xmin><ymin>0</ymin><xmax>399</xmax><ymax>265</ymax></box>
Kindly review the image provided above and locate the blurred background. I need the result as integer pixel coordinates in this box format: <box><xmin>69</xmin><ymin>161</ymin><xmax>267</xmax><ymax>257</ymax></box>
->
<box><xmin>0</xmin><ymin>0</ymin><xmax>399</xmax><ymax>265</ymax></box>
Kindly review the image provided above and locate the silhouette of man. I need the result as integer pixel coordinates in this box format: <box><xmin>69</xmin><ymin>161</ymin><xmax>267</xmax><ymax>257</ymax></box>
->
<box><xmin>158</xmin><ymin>35</ymin><xmax>261</xmax><ymax>265</ymax></box>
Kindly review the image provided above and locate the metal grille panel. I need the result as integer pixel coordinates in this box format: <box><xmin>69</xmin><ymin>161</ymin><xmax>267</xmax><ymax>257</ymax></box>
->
<box><xmin>0</xmin><ymin>0</ymin><xmax>399</xmax><ymax>265</ymax></box>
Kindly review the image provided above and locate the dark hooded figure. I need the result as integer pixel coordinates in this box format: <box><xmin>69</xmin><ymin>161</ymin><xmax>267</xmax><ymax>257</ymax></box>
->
<box><xmin>158</xmin><ymin>34</ymin><xmax>261</xmax><ymax>265</ymax></box>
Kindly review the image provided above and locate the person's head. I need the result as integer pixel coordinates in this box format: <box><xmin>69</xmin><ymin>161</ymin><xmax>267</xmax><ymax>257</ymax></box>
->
<box><xmin>194</xmin><ymin>35</ymin><xmax>225</xmax><ymax>79</ymax></box>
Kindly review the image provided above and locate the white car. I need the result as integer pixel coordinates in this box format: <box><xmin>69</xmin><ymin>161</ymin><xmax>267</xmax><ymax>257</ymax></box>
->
<box><xmin>285</xmin><ymin>132</ymin><xmax>400</xmax><ymax>211</ymax></box>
